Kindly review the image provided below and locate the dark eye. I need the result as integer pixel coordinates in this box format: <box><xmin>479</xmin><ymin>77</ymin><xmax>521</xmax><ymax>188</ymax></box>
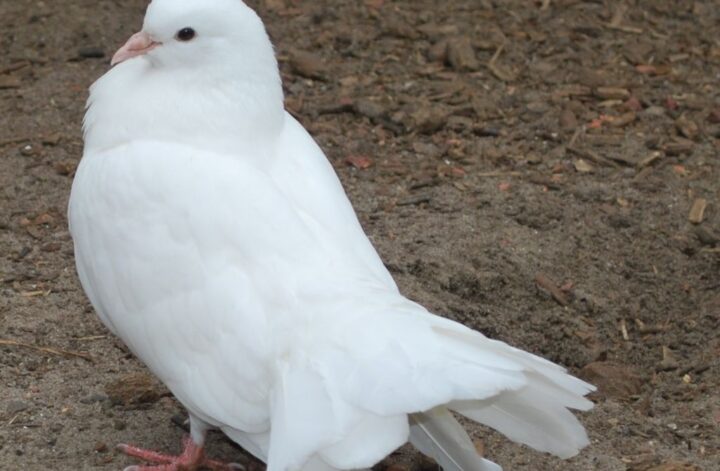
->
<box><xmin>176</xmin><ymin>27</ymin><xmax>196</xmax><ymax>42</ymax></box>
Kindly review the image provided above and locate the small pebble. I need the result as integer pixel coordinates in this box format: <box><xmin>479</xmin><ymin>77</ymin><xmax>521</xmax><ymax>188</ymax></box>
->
<box><xmin>20</xmin><ymin>144</ymin><xmax>36</xmax><ymax>156</ymax></box>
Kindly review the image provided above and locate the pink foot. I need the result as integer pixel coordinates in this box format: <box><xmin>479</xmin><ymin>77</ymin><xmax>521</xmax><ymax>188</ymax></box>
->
<box><xmin>119</xmin><ymin>435</ymin><xmax>244</xmax><ymax>471</ymax></box>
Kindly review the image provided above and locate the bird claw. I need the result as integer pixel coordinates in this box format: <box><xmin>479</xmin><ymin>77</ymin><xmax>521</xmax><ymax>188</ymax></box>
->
<box><xmin>118</xmin><ymin>443</ymin><xmax>176</xmax><ymax>464</ymax></box>
<box><xmin>118</xmin><ymin>436</ymin><xmax>244</xmax><ymax>471</ymax></box>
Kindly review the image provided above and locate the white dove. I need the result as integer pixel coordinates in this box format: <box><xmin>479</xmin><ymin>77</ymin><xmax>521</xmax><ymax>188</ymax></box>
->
<box><xmin>68</xmin><ymin>1</ymin><xmax>595</xmax><ymax>470</ymax></box>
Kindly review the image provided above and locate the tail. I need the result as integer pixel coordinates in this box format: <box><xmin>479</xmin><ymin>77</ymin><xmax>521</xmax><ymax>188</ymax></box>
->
<box><xmin>262</xmin><ymin>300</ymin><xmax>594</xmax><ymax>471</ymax></box>
<box><xmin>431</xmin><ymin>321</ymin><xmax>595</xmax><ymax>460</ymax></box>
<box><xmin>448</xmin><ymin>372</ymin><xmax>592</xmax><ymax>459</ymax></box>
<box><xmin>410</xmin><ymin>407</ymin><xmax>502</xmax><ymax>471</ymax></box>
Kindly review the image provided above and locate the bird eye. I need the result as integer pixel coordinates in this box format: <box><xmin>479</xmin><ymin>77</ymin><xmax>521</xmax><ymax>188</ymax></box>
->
<box><xmin>176</xmin><ymin>27</ymin><xmax>196</xmax><ymax>42</ymax></box>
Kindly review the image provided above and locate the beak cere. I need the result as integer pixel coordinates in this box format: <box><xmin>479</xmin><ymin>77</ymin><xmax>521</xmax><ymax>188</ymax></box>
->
<box><xmin>111</xmin><ymin>31</ymin><xmax>160</xmax><ymax>66</ymax></box>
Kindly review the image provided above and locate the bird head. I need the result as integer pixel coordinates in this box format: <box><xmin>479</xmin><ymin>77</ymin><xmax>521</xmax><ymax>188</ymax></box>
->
<box><xmin>112</xmin><ymin>0</ymin><xmax>274</xmax><ymax>72</ymax></box>
<box><xmin>85</xmin><ymin>0</ymin><xmax>284</xmax><ymax>153</ymax></box>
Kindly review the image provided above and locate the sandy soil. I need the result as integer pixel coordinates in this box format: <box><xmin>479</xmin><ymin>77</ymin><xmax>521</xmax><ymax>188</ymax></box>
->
<box><xmin>1</xmin><ymin>1</ymin><xmax>718</xmax><ymax>470</ymax></box>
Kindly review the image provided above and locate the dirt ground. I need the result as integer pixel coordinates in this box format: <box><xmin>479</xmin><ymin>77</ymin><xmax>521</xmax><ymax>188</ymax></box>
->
<box><xmin>1</xmin><ymin>0</ymin><xmax>718</xmax><ymax>470</ymax></box>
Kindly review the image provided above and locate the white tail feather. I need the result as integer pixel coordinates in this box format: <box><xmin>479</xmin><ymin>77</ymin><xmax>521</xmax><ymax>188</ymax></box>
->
<box><xmin>450</xmin><ymin>387</ymin><xmax>591</xmax><ymax>459</ymax></box>
<box><xmin>409</xmin><ymin>408</ymin><xmax>502</xmax><ymax>471</ymax></box>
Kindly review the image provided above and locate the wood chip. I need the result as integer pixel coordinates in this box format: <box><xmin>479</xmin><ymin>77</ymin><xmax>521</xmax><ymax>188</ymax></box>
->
<box><xmin>574</xmin><ymin>159</ymin><xmax>593</xmax><ymax>173</ymax></box>
<box><xmin>559</xmin><ymin>109</ymin><xmax>578</xmax><ymax>130</ymax></box>
<box><xmin>688</xmin><ymin>198</ymin><xmax>707</xmax><ymax>224</ymax></box>
<box><xmin>534</xmin><ymin>272</ymin><xmax>569</xmax><ymax>306</ymax></box>
<box><xmin>635</xmin><ymin>64</ymin><xmax>671</xmax><ymax>75</ymax></box>
<box><xmin>658</xmin><ymin>346</ymin><xmax>679</xmax><ymax>371</ymax></box>
<box><xmin>605</xmin><ymin>111</ymin><xmax>636</xmax><ymax>127</ymax></box>
<box><xmin>0</xmin><ymin>75</ymin><xmax>21</xmax><ymax>89</ymax></box>
<box><xmin>636</xmin><ymin>151</ymin><xmax>662</xmax><ymax>168</ymax></box>
<box><xmin>635</xmin><ymin>318</ymin><xmax>668</xmax><ymax>334</ymax></box>
<box><xmin>447</xmin><ymin>36</ymin><xmax>480</xmax><ymax>71</ymax></box>
<box><xmin>345</xmin><ymin>155</ymin><xmax>373</xmax><ymax>170</ymax></box>
<box><xmin>675</xmin><ymin>115</ymin><xmax>699</xmax><ymax>140</ymax></box>
<box><xmin>567</xmin><ymin>146</ymin><xmax>619</xmax><ymax>167</ymax></box>
<box><xmin>619</xmin><ymin>318</ymin><xmax>629</xmax><ymax>340</ymax></box>
<box><xmin>662</xmin><ymin>139</ymin><xmax>694</xmax><ymax>156</ymax></box>
<box><xmin>289</xmin><ymin>50</ymin><xmax>326</xmax><ymax>80</ymax></box>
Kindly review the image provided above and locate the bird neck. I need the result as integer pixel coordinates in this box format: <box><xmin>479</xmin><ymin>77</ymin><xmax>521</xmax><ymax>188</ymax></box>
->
<box><xmin>83</xmin><ymin>58</ymin><xmax>285</xmax><ymax>156</ymax></box>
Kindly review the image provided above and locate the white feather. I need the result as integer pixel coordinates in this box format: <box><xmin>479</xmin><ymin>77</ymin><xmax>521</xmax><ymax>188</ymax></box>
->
<box><xmin>410</xmin><ymin>408</ymin><xmax>502</xmax><ymax>471</ymax></box>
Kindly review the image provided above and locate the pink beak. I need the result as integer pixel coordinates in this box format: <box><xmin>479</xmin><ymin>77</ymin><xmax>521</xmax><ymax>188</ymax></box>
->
<box><xmin>111</xmin><ymin>31</ymin><xmax>160</xmax><ymax>66</ymax></box>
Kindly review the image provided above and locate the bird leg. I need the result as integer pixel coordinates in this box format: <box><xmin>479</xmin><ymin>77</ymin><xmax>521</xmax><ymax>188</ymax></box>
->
<box><xmin>119</xmin><ymin>435</ymin><xmax>243</xmax><ymax>471</ymax></box>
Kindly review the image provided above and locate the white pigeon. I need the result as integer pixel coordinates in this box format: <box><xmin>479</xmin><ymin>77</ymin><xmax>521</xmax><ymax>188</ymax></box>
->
<box><xmin>68</xmin><ymin>1</ymin><xmax>595</xmax><ymax>470</ymax></box>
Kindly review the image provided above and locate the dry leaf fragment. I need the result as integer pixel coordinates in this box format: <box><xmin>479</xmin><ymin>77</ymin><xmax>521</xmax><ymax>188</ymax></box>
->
<box><xmin>688</xmin><ymin>198</ymin><xmax>707</xmax><ymax>224</ymax></box>
<box><xmin>345</xmin><ymin>155</ymin><xmax>373</xmax><ymax>169</ymax></box>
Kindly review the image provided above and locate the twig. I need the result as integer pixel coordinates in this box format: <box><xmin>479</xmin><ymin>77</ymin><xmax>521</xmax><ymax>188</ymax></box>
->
<box><xmin>534</xmin><ymin>273</ymin><xmax>569</xmax><ymax>306</ymax></box>
<box><xmin>606</xmin><ymin>2</ymin><xmax>643</xmax><ymax>34</ymax></box>
<box><xmin>619</xmin><ymin>319</ymin><xmax>629</xmax><ymax>341</ymax></box>
<box><xmin>606</xmin><ymin>24</ymin><xmax>643</xmax><ymax>34</ymax></box>
<box><xmin>20</xmin><ymin>289</ymin><xmax>50</xmax><ymax>297</ymax></box>
<box><xmin>489</xmin><ymin>43</ymin><xmax>504</xmax><ymax>66</ymax></box>
<box><xmin>0</xmin><ymin>136</ymin><xmax>32</xmax><ymax>147</ymax></box>
<box><xmin>609</xmin><ymin>2</ymin><xmax>628</xmax><ymax>27</ymax></box>
<box><xmin>567</xmin><ymin>146</ymin><xmax>619</xmax><ymax>168</ymax></box>
<box><xmin>476</xmin><ymin>171</ymin><xmax>522</xmax><ymax>178</ymax></box>
<box><xmin>487</xmin><ymin>43</ymin><xmax>514</xmax><ymax>81</ymax></box>
<box><xmin>397</xmin><ymin>195</ymin><xmax>431</xmax><ymax>206</ymax></box>
<box><xmin>688</xmin><ymin>198</ymin><xmax>707</xmax><ymax>224</ymax></box>
<box><xmin>0</xmin><ymin>61</ymin><xmax>30</xmax><ymax>75</ymax></box>
<box><xmin>0</xmin><ymin>339</ymin><xmax>93</xmax><ymax>362</ymax></box>
<box><xmin>568</xmin><ymin>125</ymin><xmax>586</xmax><ymax>148</ymax></box>
<box><xmin>540</xmin><ymin>0</ymin><xmax>550</xmax><ymax>11</ymax></box>
<box><xmin>75</xmin><ymin>335</ymin><xmax>108</xmax><ymax>342</ymax></box>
